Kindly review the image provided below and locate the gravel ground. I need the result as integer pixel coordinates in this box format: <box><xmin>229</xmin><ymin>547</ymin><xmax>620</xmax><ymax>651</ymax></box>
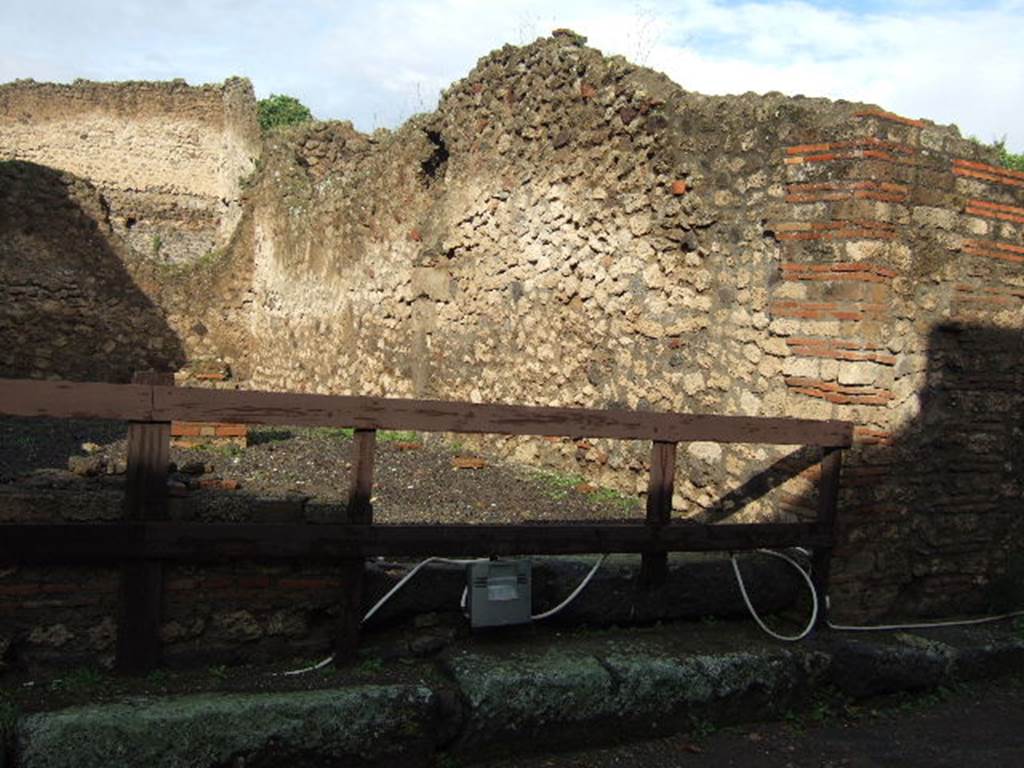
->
<box><xmin>0</xmin><ymin>416</ymin><xmax>641</xmax><ymax>524</ymax></box>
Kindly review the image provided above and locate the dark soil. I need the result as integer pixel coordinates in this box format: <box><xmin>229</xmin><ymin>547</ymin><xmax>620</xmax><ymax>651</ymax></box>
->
<box><xmin>479</xmin><ymin>673</ymin><xmax>1024</xmax><ymax>768</ymax></box>
<box><xmin>0</xmin><ymin>416</ymin><xmax>641</xmax><ymax>523</ymax></box>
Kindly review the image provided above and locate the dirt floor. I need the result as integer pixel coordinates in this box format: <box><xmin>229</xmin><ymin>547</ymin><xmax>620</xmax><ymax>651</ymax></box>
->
<box><xmin>0</xmin><ymin>416</ymin><xmax>640</xmax><ymax>523</ymax></box>
<box><xmin>480</xmin><ymin>672</ymin><xmax>1024</xmax><ymax>768</ymax></box>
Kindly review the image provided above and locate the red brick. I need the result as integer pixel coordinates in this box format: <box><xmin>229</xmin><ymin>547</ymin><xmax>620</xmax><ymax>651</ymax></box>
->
<box><xmin>786</xmin><ymin>142</ymin><xmax>834</xmax><ymax>155</ymax></box>
<box><xmin>964</xmin><ymin>239</ymin><xmax>1024</xmax><ymax>264</ymax></box>
<box><xmin>965</xmin><ymin>199</ymin><xmax>1024</xmax><ymax>224</ymax></box>
<box><xmin>670</xmin><ymin>179</ymin><xmax>687</xmax><ymax>195</ymax></box>
<box><xmin>953</xmin><ymin>158</ymin><xmax>1024</xmax><ymax>182</ymax></box>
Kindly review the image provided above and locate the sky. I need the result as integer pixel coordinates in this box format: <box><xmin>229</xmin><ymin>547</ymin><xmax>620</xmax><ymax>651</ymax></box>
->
<box><xmin>1</xmin><ymin>0</ymin><xmax>1022</xmax><ymax>151</ymax></box>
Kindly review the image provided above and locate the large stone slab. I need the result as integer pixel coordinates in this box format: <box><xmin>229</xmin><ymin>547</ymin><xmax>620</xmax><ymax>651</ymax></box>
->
<box><xmin>17</xmin><ymin>685</ymin><xmax>436</xmax><ymax>768</ymax></box>
<box><xmin>444</xmin><ymin>639</ymin><xmax>829</xmax><ymax>759</ymax></box>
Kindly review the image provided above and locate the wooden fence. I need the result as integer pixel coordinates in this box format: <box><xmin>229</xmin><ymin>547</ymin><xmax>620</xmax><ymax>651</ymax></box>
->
<box><xmin>0</xmin><ymin>376</ymin><xmax>851</xmax><ymax>673</ymax></box>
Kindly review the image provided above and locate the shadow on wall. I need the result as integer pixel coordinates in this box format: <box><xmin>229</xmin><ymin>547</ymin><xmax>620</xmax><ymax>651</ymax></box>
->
<box><xmin>705</xmin><ymin>322</ymin><xmax>1024</xmax><ymax>621</ymax></box>
<box><xmin>878</xmin><ymin>322</ymin><xmax>1024</xmax><ymax>618</ymax></box>
<box><xmin>0</xmin><ymin>161</ymin><xmax>185</xmax><ymax>382</ymax></box>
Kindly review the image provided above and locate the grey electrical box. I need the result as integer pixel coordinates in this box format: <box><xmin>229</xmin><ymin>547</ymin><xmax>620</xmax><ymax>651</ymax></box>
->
<box><xmin>466</xmin><ymin>559</ymin><xmax>532</xmax><ymax>628</ymax></box>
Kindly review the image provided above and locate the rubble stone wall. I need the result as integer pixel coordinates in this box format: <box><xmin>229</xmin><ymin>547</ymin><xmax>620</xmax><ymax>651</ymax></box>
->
<box><xmin>0</xmin><ymin>159</ymin><xmax>255</xmax><ymax>383</ymax></box>
<box><xmin>1</xmin><ymin>31</ymin><xmax>1022</xmax><ymax>656</ymax></box>
<box><xmin>244</xmin><ymin>33</ymin><xmax>1024</xmax><ymax>621</ymax></box>
<box><xmin>0</xmin><ymin>77</ymin><xmax>260</xmax><ymax>265</ymax></box>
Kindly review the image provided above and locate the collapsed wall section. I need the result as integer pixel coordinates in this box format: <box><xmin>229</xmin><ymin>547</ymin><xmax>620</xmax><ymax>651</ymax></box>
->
<box><xmin>0</xmin><ymin>77</ymin><xmax>260</xmax><ymax>265</ymax></box>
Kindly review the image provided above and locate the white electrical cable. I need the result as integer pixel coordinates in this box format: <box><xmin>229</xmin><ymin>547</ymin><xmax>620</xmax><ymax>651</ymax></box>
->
<box><xmin>279</xmin><ymin>556</ymin><xmax>487</xmax><ymax>676</ymax></box>
<box><xmin>281</xmin><ymin>554</ymin><xmax>608</xmax><ymax>676</ymax></box>
<box><xmin>278</xmin><ymin>543</ymin><xmax>1024</xmax><ymax>677</ymax></box>
<box><xmin>826</xmin><ymin>607</ymin><xmax>1024</xmax><ymax>632</ymax></box>
<box><xmin>361</xmin><ymin>557</ymin><xmax>487</xmax><ymax>625</ymax></box>
<box><xmin>738</xmin><ymin>548</ymin><xmax>1024</xmax><ymax>636</ymax></box>
<box><xmin>731</xmin><ymin>548</ymin><xmax>819</xmax><ymax>642</ymax></box>
<box><xmin>532</xmin><ymin>554</ymin><xmax>608</xmax><ymax>621</ymax></box>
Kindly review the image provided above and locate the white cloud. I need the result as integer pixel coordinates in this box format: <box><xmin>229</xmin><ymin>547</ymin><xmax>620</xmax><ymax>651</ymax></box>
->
<box><xmin>1</xmin><ymin>0</ymin><xmax>1022</xmax><ymax>149</ymax></box>
<box><xmin>306</xmin><ymin>0</ymin><xmax>1024</xmax><ymax>148</ymax></box>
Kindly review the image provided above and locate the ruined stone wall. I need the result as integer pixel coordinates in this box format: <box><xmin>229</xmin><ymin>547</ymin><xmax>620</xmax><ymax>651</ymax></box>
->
<box><xmin>0</xmin><ymin>159</ymin><xmax>255</xmax><ymax>383</ymax></box>
<box><xmin>0</xmin><ymin>162</ymin><xmax>186</xmax><ymax>381</ymax></box>
<box><xmin>0</xmin><ymin>77</ymin><xmax>260</xmax><ymax>265</ymax></box>
<box><xmin>243</xmin><ymin>33</ymin><xmax>1024</xmax><ymax>622</ymax></box>
<box><xmin>1</xmin><ymin>33</ymin><xmax>1020</xmax><ymax>631</ymax></box>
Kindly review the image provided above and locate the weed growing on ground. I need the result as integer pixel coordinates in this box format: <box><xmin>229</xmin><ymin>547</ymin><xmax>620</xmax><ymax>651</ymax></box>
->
<box><xmin>379</xmin><ymin>430</ymin><xmax>419</xmax><ymax>443</ymax></box>
<box><xmin>529</xmin><ymin>468</ymin><xmax>637</xmax><ymax>513</ymax></box>
<box><xmin>590</xmin><ymin>486</ymin><xmax>639</xmax><ymax>514</ymax></box>
<box><xmin>688</xmin><ymin>713</ymin><xmax>717</xmax><ymax>740</ymax></box>
<box><xmin>302</xmin><ymin>427</ymin><xmax>420</xmax><ymax>443</ymax></box>
<box><xmin>782</xmin><ymin>707</ymin><xmax>806</xmax><ymax>733</ymax></box>
<box><xmin>146</xmin><ymin>668</ymin><xmax>173</xmax><ymax>688</ymax></box>
<box><xmin>355</xmin><ymin>657</ymin><xmax>385</xmax><ymax>676</ymax></box>
<box><xmin>888</xmin><ymin>684</ymin><xmax>962</xmax><ymax>716</ymax></box>
<box><xmin>49</xmin><ymin>666</ymin><xmax>105</xmax><ymax>692</ymax></box>
<box><xmin>207</xmin><ymin>664</ymin><xmax>229</xmax><ymax>681</ymax></box>
<box><xmin>531</xmin><ymin>469</ymin><xmax>586</xmax><ymax>499</ymax></box>
<box><xmin>198</xmin><ymin>442</ymin><xmax>244</xmax><ymax>459</ymax></box>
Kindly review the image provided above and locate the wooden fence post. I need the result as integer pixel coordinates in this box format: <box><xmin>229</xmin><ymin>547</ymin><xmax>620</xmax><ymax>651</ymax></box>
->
<box><xmin>335</xmin><ymin>428</ymin><xmax>377</xmax><ymax>665</ymax></box>
<box><xmin>115</xmin><ymin>371</ymin><xmax>172</xmax><ymax>674</ymax></box>
<box><xmin>811</xmin><ymin>446</ymin><xmax>842</xmax><ymax>627</ymax></box>
<box><xmin>640</xmin><ymin>440</ymin><xmax>677</xmax><ymax>587</ymax></box>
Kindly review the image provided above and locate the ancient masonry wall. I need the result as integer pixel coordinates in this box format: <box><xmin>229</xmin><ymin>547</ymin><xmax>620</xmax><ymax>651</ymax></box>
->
<box><xmin>771</xmin><ymin>113</ymin><xmax>1024</xmax><ymax>618</ymax></box>
<box><xmin>243</xmin><ymin>34</ymin><xmax>1024</xmax><ymax>622</ymax></box>
<box><xmin>0</xmin><ymin>77</ymin><xmax>261</xmax><ymax>265</ymax></box>
<box><xmin>0</xmin><ymin>34</ymin><xmax>1022</xmax><ymax>667</ymax></box>
<box><xmin>0</xmin><ymin>158</ymin><xmax>256</xmax><ymax>383</ymax></box>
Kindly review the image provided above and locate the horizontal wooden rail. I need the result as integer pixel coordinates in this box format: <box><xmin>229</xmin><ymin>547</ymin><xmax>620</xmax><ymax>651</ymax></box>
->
<box><xmin>0</xmin><ymin>378</ymin><xmax>854</xmax><ymax>447</ymax></box>
<box><xmin>0</xmin><ymin>522</ymin><xmax>830</xmax><ymax>563</ymax></box>
<box><xmin>0</xmin><ymin>375</ymin><xmax>850</xmax><ymax>672</ymax></box>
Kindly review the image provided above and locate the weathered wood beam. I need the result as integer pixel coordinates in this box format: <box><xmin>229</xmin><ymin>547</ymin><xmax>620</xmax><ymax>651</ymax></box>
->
<box><xmin>640</xmin><ymin>440</ymin><xmax>677</xmax><ymax>586</ymax></box>
<box><xmin>0</xmin><ymin>521</ymin><xmax>831</xmax><ymax>562</ymax></box>
<box><xmin>0</xmin><ymin>378</ymin><xmax>854</xmax><ymax>447</ymax></box>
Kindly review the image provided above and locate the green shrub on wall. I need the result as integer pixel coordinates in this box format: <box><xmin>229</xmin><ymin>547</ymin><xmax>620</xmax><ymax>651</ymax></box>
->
<box><xmin>995</xmin><ymin>139</ymin><xmax>1024</xmax><ymax>172</ymax></box>
<box><xmin>258</xmin><ymin>94</ymin><xmax>313</xmax><ymax>132</ymax></box>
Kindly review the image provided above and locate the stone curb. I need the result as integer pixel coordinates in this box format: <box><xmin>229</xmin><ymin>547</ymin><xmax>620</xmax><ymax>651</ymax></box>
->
<box><xmin>15</xmin><ymin>685</ymin><xmax>437</xmax><ymax>768</ymax></box>
<box><xmin>7</xmin><ymin>627</ymin><xmax>1024</xmax><ymax>767</ymax></box>
<box><xmin>443</xmin><ymin>642</ymin><xmax>830</xmax><ymax>760</ymax></box>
